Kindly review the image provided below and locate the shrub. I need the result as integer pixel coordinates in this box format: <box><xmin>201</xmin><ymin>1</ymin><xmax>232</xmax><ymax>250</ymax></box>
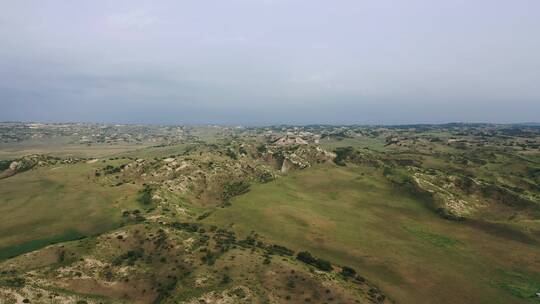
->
<box><xmin>267</xmin><ymin>244</ymin><xmax>294</xmax><ymax>256</ymax></box>
<box><xmin>103</xmin><ymin>164</ymin><xmax>121</xmax><ymax>174</ymax></box>
<box><xmin>137</xmin><ymin>185</ymin><xmax>152</xmax><ymax>205</ymax></box>
<box><xmin>333</xmin><ymin>146</ymin><xmax>355</xmax><ymax>166</ymax></box>
<box><xmin>171</xmin><ymin>222</ymin><xmax>201</xmax><ymax>232</ymax></box>
<box><xmin>222</xmin><ymin>181</ymin><xmax>250</xmax><ymax>202</ymax></box>
<box><xmin>0</xmin><ymin>160</ymin><xmax>11</xmax><ymax>171</ymax></box>
<box><xmin>202</xmin><ymin>251</ymin><xmax>216</xmax><ymax>265</ymax></box>
<box><xmin>221</xmin><ymin>274</ymin><xmax>232</xmax><ymax>285</ymax></box>
<box><xmin>225</xmin><ymin>148</ymin><xmax>237</xmax><ymax>160</ymax></box>
<box><xmin>297</xmin><ymin>251</ymin><xmax>316</xmax><ymax>263</ymax></box>
<box><xmin>238</xmin><ymin>235</ymin><xmax>256</xmax><ymax>247</ymax></box>
<box><xmin>316</xmin><ymin>259</ymin><xmax>332</xmax><ymax>271</ymax></box>
<box><xmin>197</xmin><ymin>212</ymin><xmax>211</xmax><ymax>221</ymax></box>
<box><xmin>256</xmin><ymin>144</ymin><xmax>267</xmax><ymax>154</ymax></box>
<box><xmin>296</xmin><ymin>251</ymin><xmax>332</xmax><ymax>271</ymax></box>
<box><xmin>340</xmin><ymin>266</ymin><xmax>357</xmax><ymax>277</ymax></box>
<box><xmin>0</xmin><ymin>276</ymin><xmax>25</xmax><ymax>287</ymax></box>
<box><xmin>258</xmin><ymin>171</ymin><xmax>274</xmax><ymax>183</ymax></box>
<box><xmin>112</xmin><ymin>249</ymin><xmax>144</xmax><ymax>266</ymax></box>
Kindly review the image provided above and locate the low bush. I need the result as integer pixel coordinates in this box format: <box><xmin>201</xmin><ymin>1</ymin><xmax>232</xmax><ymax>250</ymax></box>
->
<box><xmin>333</xmin><ymin>146</ymin><xmax>355</xmax><ymax>166</ymax></box>
<box><xmin>296</xmin><ymin>251</ymin><xmax>332</xmax><ymax>271</ymax></box>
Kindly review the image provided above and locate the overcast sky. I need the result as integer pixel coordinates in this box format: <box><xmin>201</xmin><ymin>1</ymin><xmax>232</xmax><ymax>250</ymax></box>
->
<box><xmin>1</xmin><ymin>0</ymin><xmax>539</xmax><ymax>125</ymax></box>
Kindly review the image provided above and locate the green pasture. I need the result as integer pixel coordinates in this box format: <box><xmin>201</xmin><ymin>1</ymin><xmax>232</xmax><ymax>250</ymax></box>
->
<box><xmin>0</xmin><ymin>162</ymin><xmax>140</xmax><ymax>259</ymax></box>
<box><xmin>205</xmin><ymin>164</ymin><xmax>540</xmax><ymax>304</ymax></box>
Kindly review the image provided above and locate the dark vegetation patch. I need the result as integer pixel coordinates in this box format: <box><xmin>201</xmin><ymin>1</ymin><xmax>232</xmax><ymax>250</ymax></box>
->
<box><xmin>221</xmin><ymin>180</ymin><xmax>250</xmax><ymax>204</ymax></box>
<box><xmin>267</xmin><ymin>244</ymin><xmax>294</xmax><ymax>256</ymax></box>
<box><xmin>137</xmin><ymin>185</ymin><xmax>153</xmax><ymax>206</ymax></box>
<box><xmin>340</xmin><ymin>266</ymin><xmax>357</xmax><ymax>278</ymax></box>
<box><xmin>112</xmin><ymin>249</ymin><xmax>144</xmax><ymax>266</ymax></box>
<box><xmin>102</xmin><ymin>164</ymin><xmax>125</xmax><ymax>175</ymax></box>
<box><xmin>333</xmin><ymin>146</ymin><xmax>355</xmax><ymax>166</ymax></box>
<box><xmin>296</xmin><ymin>251</ymin><xmax>332</xmax><ymax>271</ymax></box>
<box><xmin>0</xmin><ymin>159</ymin><xmax>11</xmax><ymax>171</ymax></box>
<box><xmin>0</xmin><ymin>230</ymin><xmax>85</xmax><ymax>261</ymax></box>
<box><xmin>0</xmin><ymin>276</ymin><xmax>26</xmax><ymax>287</ymax></box>
<box><xmin>225</xmin><ymin>147</ymin><xmax>237</xmax><ymax>160</ymax></box>
<box><xmin>171</xmin><ymin>222</ymin><xmax>202</xmax><ymax>233</ymax></box>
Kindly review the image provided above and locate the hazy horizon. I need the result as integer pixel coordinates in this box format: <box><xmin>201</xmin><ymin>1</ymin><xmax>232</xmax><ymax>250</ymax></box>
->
<box><xmin>1</xmin><ymin>1</ymin><xmax>539</xmax><ymax>125</ymax></box>
<box><xmin>3</xmin><ymin>120</ymin><xmax>540</xmax><ymax>128</ymax></box>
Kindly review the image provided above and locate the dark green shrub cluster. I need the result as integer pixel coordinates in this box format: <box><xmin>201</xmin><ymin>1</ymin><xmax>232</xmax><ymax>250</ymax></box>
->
<box><xmin>257</xmin><ymin>171</ymin><xmax>274</xmax><ymax>183</ymax></box>
<box><xmin>266</xmin><ymin>244</ymin><xmax>294</xmax><ymax>256</ymax></box>
<box><xmin>222</xmin><ymin>180</ymin><xmax>250</xmax><ymax>202</ymax></box>
<box><xmin>333</xmin><ymin>146</ymin><xmax>355</xmax><ymax>166</ymax></box>
<box><xmin>171</xmin><ymin>222</ymin><xmax>201</xmax><ymax>232</ymax></box>
<box><xmin>201</xmin><ymin>250</ymin><xmax>217</xmax><ymax>265</ymax></box>
<box><xmin>256</xmin><ymin>144</ymin><xmax>267</xmax><ymax>155</ymax></box>
<box><xmin>213</xmin><ymin>229</ymin><xmax>236</xmax><ymax>251</ymax></box>
<box><xmin>137</xmin><ymin>185</ymin><xmax>153</xmax><ymax>205</ymax></box>
<box><xmin>220</xmin><ymin>274</ymin><xmax>232</xmax><ymax>285</ymax></box>
<box><xmin>0</xmin><ymin>276</ymin><xmax>25</xmax><ymax>287</ymax></box>
<box><xmin>153</xmin><ymin>229</ymin><xmax>169</xmax><ymax>249</ymax></box>
<box><xmin>225</xmin><ymin>148</ymin><xmax>237</xmax><ymax>160</ymax></box>
<box><xmin>237</xmin><ymin>235</ymin><xmax>257</xmax><ymax>247</ymax></box>
<box><xmin>340</xmin><ymin>266</ymin><xmax>357</xmax><ymax>277</ymax></box>
<box><xmin>112</xmin><ymin>249</ymin><xmax>144</xmax><ymax>266</ymax></box>
<box><xmin>296</xmin><ymin>251</ymin><xmax>332</xmax><ymax>271</ymax></box>
<box><xmin>0</xmin><ymin>160</ymin><xmax>11</xmax><ymax>171</ymax></box>
<box><xmin>239</xmin><ymin>146</ymin><xmax>248</xmax><ymax>156</ymax></box>
<box><xmin>103</xmin><ymin>164</ymin><xmax>124</xmax><ymax>174</ymax></box>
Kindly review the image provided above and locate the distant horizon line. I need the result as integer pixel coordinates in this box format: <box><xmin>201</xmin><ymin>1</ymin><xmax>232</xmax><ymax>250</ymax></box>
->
<box><xmin>1</xmin><ymin>120</ymin><xmax>539</xmax><ymax>127</ymax></box>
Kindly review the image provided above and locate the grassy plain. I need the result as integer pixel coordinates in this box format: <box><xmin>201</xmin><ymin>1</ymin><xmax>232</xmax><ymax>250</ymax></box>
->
<box><xmin>205</xmin><ymin>164</ymin><xmax>540</xmax><ymax>304</ymax></box>
<box><xmin>0</xmin><ymin>138</ymin><xmax>149</xmax><ymax>160</ymax></box>
<box><xmin>116</xmin><ymin>143</ymin><xmax>190</xmax><ymax>159</ymax></box>
<box><xmin>0</xmin><ymin>162</ymin><xmax>140</xmax><ymax>259</ymax></box>
<box><xmin>319</xmin><ymin>137</ymin><xmax>388</xmax><ymax>151</ymax></box>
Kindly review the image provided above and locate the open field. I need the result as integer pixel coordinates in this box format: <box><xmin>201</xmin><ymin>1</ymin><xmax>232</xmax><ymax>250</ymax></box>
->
<box><xmin>116</xmin><ymin>143</ymin><xmax>191</xmax><ymax>159</ymax></box>
<box><xmin>205</xmin><ymin>164</ymin><xmax>540</xmax><ymax>304</ymax></box>
<box><xmin>0</xmin><ymin>162</ymin><xmax>140</xmax><ymax>259</ymax></box>
<box><xmin>0</xmin><ymin>138</ymin><xmax>150</xmax><ymax>160</ymax></box>
<box><xmin>319</xmin><ymin>136</ymin><xmax>389</xmax><ymax>152</ymax></box>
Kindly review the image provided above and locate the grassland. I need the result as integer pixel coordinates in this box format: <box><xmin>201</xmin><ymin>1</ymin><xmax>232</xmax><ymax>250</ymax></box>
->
<box><xmin>319</xmin><ymin>136</ymin><xmax>389</xmax><ymax>152</ymax></box>
<box><xmin>116</xmin><ymin>143</ymin><xmax>191</xmax><ymax>159</ymax></box>
<box><xmin>205</xmin><ymin>164</ymin><xmax>540</xmax><ymax>304</ymax></box>
<box><xmin>0</xmin><ymin>161</ymin><xmax>140</xmax><ymax>260</ymax></box>
<box><xmin>0</xmin><ymin>123</ymin><xmax>538</xmax><ymax>303</ymax></box>
<box><xmin>0</xmin><ymin>138</ymin><xmax>149</xmax><ymax>160</ymax></box>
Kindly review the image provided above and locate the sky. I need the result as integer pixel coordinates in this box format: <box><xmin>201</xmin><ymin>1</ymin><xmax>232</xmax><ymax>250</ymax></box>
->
<box><xmin>0</xmin><ymin>0</ymin><xmax>539</xmax><ymax>125</ymax></box>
